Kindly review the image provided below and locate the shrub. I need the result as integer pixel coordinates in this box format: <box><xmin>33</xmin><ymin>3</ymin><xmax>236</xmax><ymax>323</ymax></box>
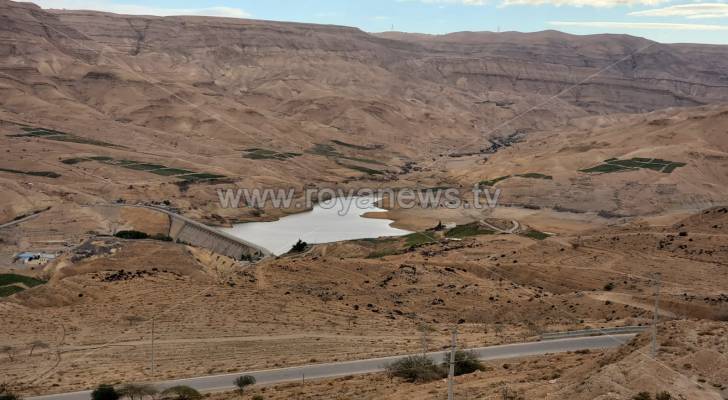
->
<box><xmin>160</xmin><ymin>386</ymin><xmax>201</xmax><ymax>400</ymax></box>
<box><xmin>632</xmin><ymin>392</ymin><xmax>652</xmax><ymax>400</ymax></box>
<box><xmin>118</xmin><ymin>384</ymin><xmax>157</xmax><ymax>400</ymax></box>
<box><xmin>442</xmin><ymin>350</ymin><xmax>485</xmax><ymax>376</ymax></box>
<box><xmin>91</xmin><ymin>384</ymin><xmax>120</xmax><ymax>400</ymax></box>
<box><xmin>604</xmin><ymin>282</ymin><xmax>615</xmax><ymax>291</ymax></box>
<box><xmin>385</xmin><ymin>355</ymin><xmax>446</xmax><ymax>382</ymax></box>
<box><xmin>252</xmin><ymin>396</ymin><xmax>264</xmax><ymax>400</ymax></box>
<box><xmin>290</xmin><ymin>239</ymin><xmax>307</xmax><ymax>253</ymax></box>
<box><xmin>114</xmin><ymin>230</ymin><xmax>149</xmax><ymax>239</ymax></box>
<box><xmin>0</xmin><ymin>385</ymin><xmax>19</xmax><ymax>400</ymax></box>
<box><xmin>655</xmin><ymin>392</ymin><xmax>672</xmax><ymax>400</ymax></box>
<box><xmin>234</xmin><ymin>375</ymin><xmax>256</xmax><ymax>393</ymax></box>
<box><xmin>151</xmin><ymin>233</ymin><xmax>173</xmax><ymax>242</ymax></box>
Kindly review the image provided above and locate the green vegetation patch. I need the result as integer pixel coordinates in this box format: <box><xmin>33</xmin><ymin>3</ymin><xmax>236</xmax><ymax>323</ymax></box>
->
<box><xmin>243</xmin><ymin>148</ymin><xmax>301</xmax><ymax>160</ymax></box>
<box><xmin>480</xmin><ymin>172</ymin><xmax>552</xmax><ymax>186</ymax></box>
<box><xmin>58</xmin><ymin>156</ymin><xmax>224</xmax><ymax>181</ymax></box>
<box><xmin>337</xmin><ymin>162</ymin><xmax>383</xmax><ymax>175</ymax></box>
<box><xmin>179</xmin><ymin>173</ymin><xmax>226</xmax><ymax>181</ymax></box>
<box><xmin>149</xmin><ymin>168</ymin><xmax>194</xmax><ymax>176</ymax></box>
<box><xmin>516</xmin><ymin>172</ymin><xmax>553</xmax><ymax>180</ymax></box>
<box><xmin>404</xmin><ymin>232</ymin><xmax>437</xmax><ymax>247</ymax></box>
<box><xmin>0</xmin><ymin>273</ymin><xmax>46</xmax><ymax>297</ymax></box>
<box><xmin>9</xmin><ymin>127</ymin><xmax>122</xmax><ymax>148</ymax></box>
<box><xmin>0</xmin><ymin>167</ymin><xmax>60</xmax><ymax>178</ymax></box>
<box><xmin>521</xmin><ymin>229</ymin><xmax>551</xmax><ymax>240</ymax></box>
<box><xmin>479</xmin><ymin>175</ymin><xmax>511</xmax><ymax>187</ymax></box>
<box><xmin>331</xmin><ymin>140</ymin><xmax>373</xmax><ymax>150</ymax></box>
<box><xmin>0</xmin><ymin>273</ymin><xmax>46</xmax><ymax>287</ymax></box>
<box><xmin>580</xmin><ymin>158</ymin><xmax>686</xmax><ymax>174</ymax></box>
<box><xmin>309</xmin><ymin>143</ymin><xmax>385</xmax><ymax>165</ymax></box>
<box><xmin>0</xmin><ymin>285</ymin><xmax>25</xmax><ymax>297</ymax></box>
<box><xmin>124</xmin><ymin>163</ymin><xmax>168</xmax><ymax>171</ymax></box>
<box><xmin>445</xmin><ymin>223</ymin><xmax>495</xmax><ymax>238</ymax></box>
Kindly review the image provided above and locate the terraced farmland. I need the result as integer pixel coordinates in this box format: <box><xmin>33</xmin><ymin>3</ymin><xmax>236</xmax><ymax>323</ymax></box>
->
<box><xmin>0</xmin><ymin>273</ymin><xmax>46</xmax><ymax>297</ymax></box>
<box><xmin>8</xmin><ymin>127</ymin><xmax>122</xmax><ymax>148</ymax></box>
<box><xmin>60</xmin><ymin>156</ymin><xmax>225</xmax><ymax>182</ymax></box>
<box><xmin>580</xmin><ymin>158</ymin><xmax>686</xmax><ymax>174</ymax></box>
<box><xmin>243</xmin><ymin>148</ymin><xmax>301</xmax><ymax>160</ymax></box>
<box><xmin>0</xmin><ymin>167</ymin><xmax>60</xmax><ymax>178</ymax></box>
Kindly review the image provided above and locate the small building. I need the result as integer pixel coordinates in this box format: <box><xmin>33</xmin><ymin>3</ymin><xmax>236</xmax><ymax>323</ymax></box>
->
<box><xmin>14</xmin><ymin>252</ymin><xmax>56</xmax><ymax>266</ymax></box>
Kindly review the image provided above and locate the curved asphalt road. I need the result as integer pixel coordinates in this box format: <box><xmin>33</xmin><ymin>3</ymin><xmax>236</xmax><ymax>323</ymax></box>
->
<box><xmin>27</xmin><ymin>334</ymin><xmax>635</xmax><ymax>400</ymax></box>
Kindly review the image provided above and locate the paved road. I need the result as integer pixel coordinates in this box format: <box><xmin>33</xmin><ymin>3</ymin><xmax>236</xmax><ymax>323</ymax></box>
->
<box><xmin>27</xmin><ymin>334</ymin><xmax>636</xmax><ymax>400</ymax></box>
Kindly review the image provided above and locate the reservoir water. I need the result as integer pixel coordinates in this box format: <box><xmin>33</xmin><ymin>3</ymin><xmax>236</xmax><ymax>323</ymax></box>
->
<box><xmin>221</xmin><ymin>196</ymin><xmax>411</xmax><ymax>255</ymax></box>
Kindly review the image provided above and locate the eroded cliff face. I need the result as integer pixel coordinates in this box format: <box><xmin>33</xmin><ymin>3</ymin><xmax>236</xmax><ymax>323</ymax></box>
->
<box><xmin>1</xmin><ymin>0</ymin><xmax>728</xmax><ymax>218</ymax></box>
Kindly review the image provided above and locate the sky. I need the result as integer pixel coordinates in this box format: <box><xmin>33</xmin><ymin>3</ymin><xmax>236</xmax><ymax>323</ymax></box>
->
<box><xmin>32</xmin><ymin>0</ymin><xmax>728</xmax><ymax>44</ymax></box>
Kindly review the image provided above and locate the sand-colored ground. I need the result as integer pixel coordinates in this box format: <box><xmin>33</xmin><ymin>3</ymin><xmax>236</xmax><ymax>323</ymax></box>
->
<box><xmin>1</xmin><ymin>207</ymin><xmax>727</xmax><ymax>396</ymax></box>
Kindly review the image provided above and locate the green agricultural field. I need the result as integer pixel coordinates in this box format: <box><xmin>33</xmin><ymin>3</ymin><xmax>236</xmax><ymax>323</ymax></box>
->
<box><xmin>150</xmin><ymin>168</ymin><xmax>194</xmax><ymax>176</ymax></box>
<box><xmin>0</xmin><ymin>273</ymin><xmax>46</xmax><ymax>297</ymax></box>
<box><xmin>479</xmin><ymin>175</ymin><xmax>511</xmax><ymax>187</ymax></box>
<box><xmin>445</xmin><ymin>223</ymin><xmax>495</xmax><ymax>238</ymax></box>
<box><xmin>337</xmin><ymin>162</ymin><xmax>383</xmax><ymax>175</ymax></box>
<box><xmin>516</xmin><ymin>172</ymin><xmax>553</xmax><ymax>180</ymax></box>
<box><xmin>243</xmin><ymin>148</ymin><xmax>301</xmax><ymax>160</ymax></box>
<box><xmin>521</xmin><ymin>229</ymin><xmax>551</xmax><ymax>240</ymax></box>
<box><xmin>404</xmin><ymin>232</ymin><xmax>437</xmax><ymax>247</ymax></box>
<box><xmin>8</xmin><ymin>127</ymin><xmax>122</xmax><ymax>148</ymax></box>
<box><xmin>0</xmin><ymin>167</ymin><xmax>60</xmax><ymax>178</ymax></box>
<box><xmin>58</xmin><ymin>156</ymin><xmax>225</xmax><ymax>181</ymax></box>
<box><xmin>580</xmin><ymin>157</ymin><xmax>686</xmax><ymax>174</ymax></box>
<box><xmin>331</xmin><ymin>139</ymin><xmax>372</xmax><ymax>150</ymax></box>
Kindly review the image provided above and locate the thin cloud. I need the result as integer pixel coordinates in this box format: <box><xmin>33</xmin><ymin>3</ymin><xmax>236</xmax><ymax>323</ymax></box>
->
<box><xmin>503</xmin><ymin>0</ymin><xmax>669</xmax><ymax>7</ymax></box>
<box><xmin>399</xmin><ymin>0</ymin><xmax>488</xmax><ymax>5</ymax></box>
<box><xmin>33</xmin><ymin>0</ymin><xmax>251</xmax><ymax>18</ymax></box>
<box><xmin>550</xmin><ymin>20</ymin><xmax>728</xmax><ymax>29</ymax></box>
<box><xmin>629</xmin><ymin>3</ymin><xmax>728</xmax><ymax>19</ymax></box>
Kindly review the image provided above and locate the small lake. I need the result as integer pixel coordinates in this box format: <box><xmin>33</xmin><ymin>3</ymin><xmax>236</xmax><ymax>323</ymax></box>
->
<box><xmin>221</xmin><ymin>196</ymin><xmax>412</xmax><ymax>255</ymax></box>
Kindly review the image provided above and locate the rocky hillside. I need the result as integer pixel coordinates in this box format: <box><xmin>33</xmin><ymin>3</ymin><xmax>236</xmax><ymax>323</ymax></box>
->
<box><xmin>2</xmin><ymin>0</ymin><xmax>728</xmax><ymax>221</ymax></box>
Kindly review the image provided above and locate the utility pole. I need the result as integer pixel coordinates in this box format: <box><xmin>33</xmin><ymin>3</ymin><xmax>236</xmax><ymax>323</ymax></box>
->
<box><xmin>651</xmin><ymin>273</ymin><xmax>661</xmax><ymax>358</ymax></box>
<box><xmin>447</xmin><ymin>327</ymin><xmax>458</xmax><ymax>400</ymax></box>
<box><xmin>151</xmin><ymin>316</ymin><xmax>155</xmax><ymax>376</ymax></box>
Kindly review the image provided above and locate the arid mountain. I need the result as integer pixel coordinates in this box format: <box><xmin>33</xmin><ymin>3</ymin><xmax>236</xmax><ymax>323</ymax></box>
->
<box><xmin>1</xmin><ymin>0</ymin><xmax>728</xmax><ymax>223</ymax></box>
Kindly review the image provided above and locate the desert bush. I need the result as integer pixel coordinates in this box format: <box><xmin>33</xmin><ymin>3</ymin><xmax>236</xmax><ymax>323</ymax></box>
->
<box><xmin>604</xmin><ymin>282</ymin><xmax>615</xmax><ymax>291</ymax></box>
<box><xmin>118</xmin><ymin>383</ymin><xmax>157</xmax><ymax>400</ymax></box>
<box><xmin>151</xmin><ymin>233</ymin><xmax>173</xmax><ymax>242</ymax></box>
<box><xmin>385</xmin><ymin>355</ymin><xmax>446</xmax><ymax>382</ymax></box>
<box><xmin>252</xmin><ymin>396</ymin><xmax>264</xmax><ymax>400</ymax></box>
<box><xmin>655</xmin><ymin>392</ymin><xmax>672</xmax><ymax>400</ymax></box>
<box><xmin>632</xmin><ymin>392</ymin><xmax>651</xmax><ymax>400</ymax></box>
<box><xmin>0</xmin><ymin>384</ymin><xmax>19</xmax><ymax>400</ymax></box>
<box><xmin>91</xmin><ymin>384</ymin><xmax>119</xmax><ymax>400</ymax></box>
<box><xmin>290</xmin><ymin>239</ymin><xmax>307</xmax><ymax>253</ymax></box>
<box><xmin>234</xmin><ymin>375</ymin><xmax>256</xmax><ymax>393</ymax></box>
<box><xmin>160</xmin><ymin>386</ymin><xmax>201</xmax><ymax>400</ymax></box>
<box><xmin>442</xmin><ymin>350</ymin><xmax>485</xmax><ymax>376</ymax></box>
<box><xmin>114</xmin><ymin>230</ymin><xmax>149</xmax><ymax>239</ymax></box>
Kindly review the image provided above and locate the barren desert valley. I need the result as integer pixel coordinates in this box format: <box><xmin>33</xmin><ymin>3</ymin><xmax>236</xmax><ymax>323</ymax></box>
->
<box><xmin>1</xmin><ymin>0</ymin><xmax>728</xmax><ymax>398</ymax></box>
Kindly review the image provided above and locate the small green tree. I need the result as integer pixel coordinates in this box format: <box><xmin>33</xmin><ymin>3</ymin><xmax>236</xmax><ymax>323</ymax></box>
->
<box><xmin>385</xmin><ymin>355</ymin><xmax>445</xmax><ymax>382</ymax></box>
<box><xmin>290</xmin><ymin>239</ymin><xmax>307</xmax><ymax>253</ymax></box>
<box><xmin>91</xmin><ymin>384</ymin><xmax>119</xmax><ymax>400</ymax></box>
<box><xmin>442</xmin><ymin>350</ymin><xmax>485</xmax><ymax>376</ymax></box>
<box><xmin>160</xmin><ymin>386</ymin><xmax>201</xmax><ymax>400</ymax></box>
<box><xmin>234</xmin><ymin>375</ymin><xmax>256</xmax><ymax>394</ymax></box>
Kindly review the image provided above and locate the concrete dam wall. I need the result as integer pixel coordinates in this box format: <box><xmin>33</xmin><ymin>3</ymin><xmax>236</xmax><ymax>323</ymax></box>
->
<box><xmin>167</xmin><ymin>212</ymin><xmax>269</xmax><ymax>260</ymax></box>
